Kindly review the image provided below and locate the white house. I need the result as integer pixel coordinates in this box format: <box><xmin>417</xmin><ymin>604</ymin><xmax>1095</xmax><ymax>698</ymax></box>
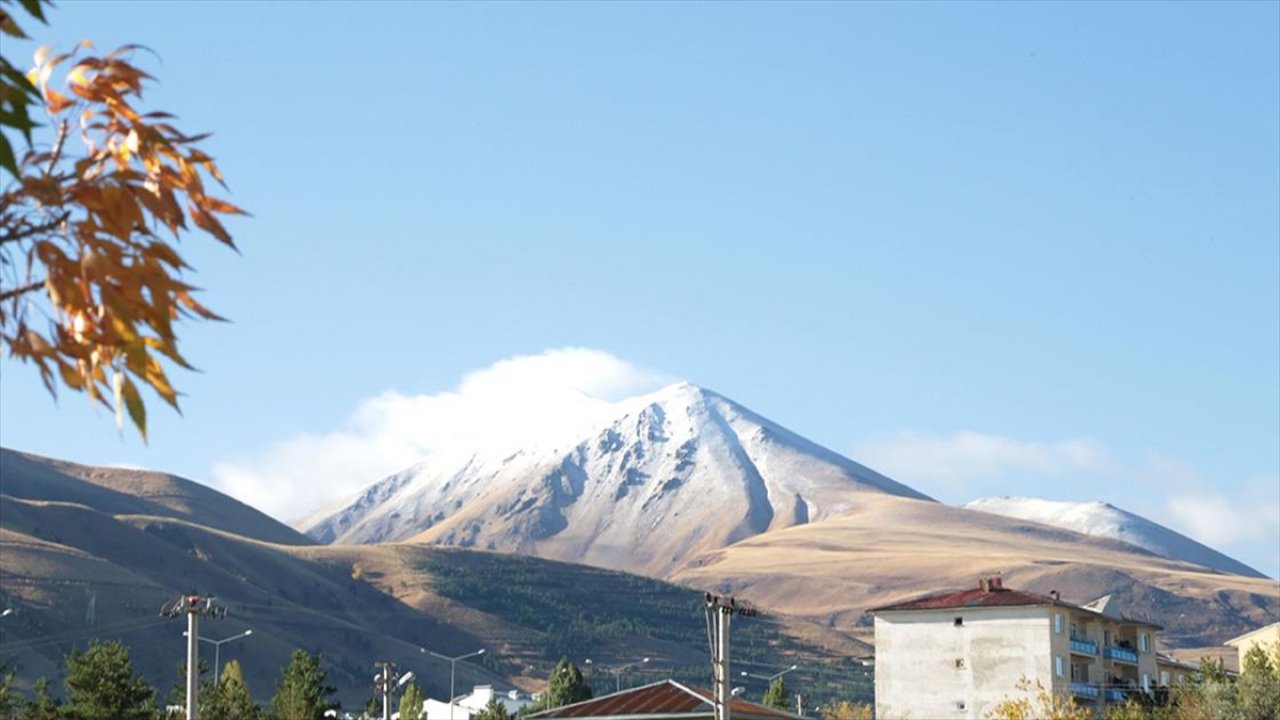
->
<box><xmin>422</xmin><ymin>685</ymin><xmax>535</xmax><ymax>720</ymax></box>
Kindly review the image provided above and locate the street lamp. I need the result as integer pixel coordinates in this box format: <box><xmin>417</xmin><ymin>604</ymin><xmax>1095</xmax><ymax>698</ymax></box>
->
<box><xmin>424</xmin><ymin>647</ymin><xmax>485</xmax><ymax>720</ymax></box>
<box><xmin>585</xmin><ymin>657</ymin><xmax>650</xmax><ymax>693</ymax></box>
<box><xmin>183</xmin><ymin>629</ymin><xmax>253</xmax><ymax>685</ymax></box>
<box><xmin>0</xmin><ymin>609</ymin><xmax>12</xmax><ymax>618</ymax></box>
<box><xmin>741</xmin><ymin>664</ymin><xmax>797</xmax><ymax>684</ymax></box>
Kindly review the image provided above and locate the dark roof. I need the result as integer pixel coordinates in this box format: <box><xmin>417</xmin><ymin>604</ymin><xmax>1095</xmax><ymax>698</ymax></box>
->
<box><xmin>525</xmin><ymin>680</ymin><xmax>799</xmax><ymax>720</ymax></box>
<box><xmin>869</xmin><ymin>586</ymin><xmax>1061</xmax><ymax>612</ymax></box>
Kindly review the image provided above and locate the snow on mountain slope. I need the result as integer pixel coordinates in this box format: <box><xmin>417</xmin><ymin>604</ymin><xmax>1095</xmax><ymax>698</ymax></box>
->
<box><xmin>963</xmin><ymin>496</ymin><xmax>1266</xmax><ymax>578</ymax></box>
<box><xmin>296</xmin><ymin>382</ymin><xmax>932</xmax><ymax>577</ymax></box>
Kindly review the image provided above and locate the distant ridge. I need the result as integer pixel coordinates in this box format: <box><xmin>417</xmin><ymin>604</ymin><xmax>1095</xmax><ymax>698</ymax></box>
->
<box><xmin>0</xmin><ymin>448</ymin><xmax>313</xmax><ymax>546</ymax></box>
<box><xmin>963</xmin><ymin>496</ymin><xmax>1267</xmax><ymax>579</ymax></box>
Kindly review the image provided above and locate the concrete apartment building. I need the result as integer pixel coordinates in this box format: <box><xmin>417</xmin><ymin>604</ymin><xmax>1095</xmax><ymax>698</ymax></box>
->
<box><xmin>870</xmin><ymin>576</ymin><xmax>1161</xmax><ymax>720</ymax></box>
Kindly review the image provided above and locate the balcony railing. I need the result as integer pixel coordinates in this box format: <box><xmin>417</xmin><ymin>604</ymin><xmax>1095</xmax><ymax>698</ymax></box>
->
<box><xmin>1104</xmin><ymin>646</ymin><xmax>1139</xmax><ymax>664</ymax></box>
<box><xmin>1070</xmin><ymin>637</ymin><xmax>1098</xmax><ymax>655</ymax></box>
<box><xmin>1104</xmin><ymin>688</ymin><xmax>1129</xmax><ymax>702</ymax></box>
<box><xmin>1070</xmin><ymin>682</ymin><xmax>1101</xmax><ymax>699</ymax></box>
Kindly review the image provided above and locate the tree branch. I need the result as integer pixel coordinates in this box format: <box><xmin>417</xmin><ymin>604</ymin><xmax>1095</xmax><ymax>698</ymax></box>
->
<box><xmin>0</xmin><ymin>212</ymin><xmax>71</xmax><ymax>245</ymax></box>
<box><xmin>0</xmin><ymin>279</ymin><xmax>44</xmax><ymax>303</ymax></box>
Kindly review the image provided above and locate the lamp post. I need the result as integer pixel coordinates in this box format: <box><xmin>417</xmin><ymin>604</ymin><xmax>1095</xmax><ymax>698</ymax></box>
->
<box><xmin>184</xmin><ymin>629</ymin><xmax>253</xmax><ymax>685</ymax></box>
<box><xmin>425</xmin><ymin>647</ymin><xmax>485</xmax><ymax>720</ymax></box>
<box><xmin>585</xmin><ymin>657</ymin><xmax>650</xmax><ymax>693</ymax></box>
<box><xmin>740</xmin><ymin>664</ymin><xmax>797</xmax><ymax>684</ymax></box>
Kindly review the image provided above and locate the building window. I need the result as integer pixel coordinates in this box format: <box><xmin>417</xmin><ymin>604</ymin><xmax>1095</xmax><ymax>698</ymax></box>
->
<box><xmin>1055</xmin><ymin>656</ymin><xmax>1064</xmax><ymax>678</ymax></box>
<box><xmin>955</xmin><ymin>658</ymin><xmax>965</xmax><ymax>669</ymax></box>
<box><xmin>1140</xmin><ymin>633</ymin><xmax>1149</xmax><ymax>653</ymax></box>
<box><xmin>1054</xmin><ymin>613</ymin><xmax>1063</xmax><ymax>634</ymax></box>
<box><xmin>1142</xmin><ymin>674</ymin><xmax>1150</xmax><ymax>692</ymax></box>
<box><xmin>1160</xmin><ymin>671</ymin><xmax>1170</xmax><ymax>687</ymax></box>
<box><xmin>954</xmin><ymin>616</ymin><xmax>964</xmax><ymax>627</ymax></box>
<box><xmin>956</xmin><ymin>701</ymin><xmax>966</xmax><ymax>711</ymax></box>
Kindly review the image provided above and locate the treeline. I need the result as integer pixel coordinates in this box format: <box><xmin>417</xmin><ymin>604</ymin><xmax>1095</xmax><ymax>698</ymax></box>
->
<box><xmin>0</xmin><ymin>640</ymin><xmax>338</xmax><ymax>720</ymax></box>
<box><xmin>419</xmin><ymin>553</ymin><xmax>874</xmax><ymax>706</ymax></box>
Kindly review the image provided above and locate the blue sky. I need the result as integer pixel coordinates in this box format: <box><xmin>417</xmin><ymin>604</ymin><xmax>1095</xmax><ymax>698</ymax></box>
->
<box><xmin>2</xmin><ymin>2</ymin><xmax>1277</xmax><ymax>577</ymax></box>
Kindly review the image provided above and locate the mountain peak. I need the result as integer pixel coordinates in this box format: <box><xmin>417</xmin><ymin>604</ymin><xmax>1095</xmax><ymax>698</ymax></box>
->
<box><xmin>297</xmin><ymin>384</ymin><xmax>932</xmax><ymax>576</ymax></box>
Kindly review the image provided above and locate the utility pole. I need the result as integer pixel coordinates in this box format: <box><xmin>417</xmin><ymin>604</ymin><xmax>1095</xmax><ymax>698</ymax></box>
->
<box><xmin>374</xmin><ymin>661</ymin><xmax>415</xmax><ymax>720</ymax></box>
<box><xmin>705</xmin><ymin>594</ymin><xmax>758</xmax><ymax>720</ymax></box>
<box><xmin>160</xmin><ymin>595</ymin><xmax>226</xmax><ymax>720</ymax></box>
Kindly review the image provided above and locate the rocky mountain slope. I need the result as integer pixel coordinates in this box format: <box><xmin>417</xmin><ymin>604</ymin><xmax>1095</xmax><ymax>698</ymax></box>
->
<box><xmin>298</xmin><ymin>382</ymin><xmax>930</xmax><ymax>576</ymax></box>
<box><xmin>963</xmin><ymin>496</ymin><xmax>1266</xmax><ymax>578</ymax></box>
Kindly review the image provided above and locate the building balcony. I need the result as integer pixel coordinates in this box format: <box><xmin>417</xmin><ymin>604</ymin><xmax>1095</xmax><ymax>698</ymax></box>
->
<box><xmin>1104</xmin><ymin>646</ymin><xmax>1139</xmax><ymax>664</ymax></box>
<box><xmin>1104</xmin><ymin>688</ymin><xmax>1129</xmax><ymax>702</ymax></box>
<box><xmin>1070</xmin><ymin>637</ymin><xmax>1098</xmax><ymax>656</ymax></box>
<box><xmin>1070</xmin><ymin>682</ymin><xmax>1101</xmax><ymax>699</ymax></box>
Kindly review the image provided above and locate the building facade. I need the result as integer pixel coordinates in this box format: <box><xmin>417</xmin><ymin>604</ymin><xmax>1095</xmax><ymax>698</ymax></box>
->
<box><xmin>1225</xmin><ymin>621</ymin><xmax>1280</xmax><ymax>672</ymax></box>
<box><xmin>870</xmin><ymin>576</ymin><xmax>1161</xmax><ymax>720</ymax></box>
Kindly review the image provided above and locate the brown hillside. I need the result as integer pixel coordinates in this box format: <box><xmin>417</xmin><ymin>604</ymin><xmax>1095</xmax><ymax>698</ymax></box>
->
<box><xmin>671</xmin><ymin>495</ymin><xmax>1280</xmax><ymax>649</ymax></box>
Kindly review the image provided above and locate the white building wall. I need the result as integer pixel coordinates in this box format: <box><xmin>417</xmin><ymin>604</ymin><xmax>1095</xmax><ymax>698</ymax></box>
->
<box><xmin>875</xmin><ymin>606</ymin><xmax>1053</xmax><ymax>720</ymax></box>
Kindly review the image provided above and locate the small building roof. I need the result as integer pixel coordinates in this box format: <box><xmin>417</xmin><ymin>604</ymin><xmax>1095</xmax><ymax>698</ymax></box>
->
<box><xmin>868</xmin><ymin>576</ymin><xmax>1161</xmax><ymax>629</ymax></box>
<box><xmin>524</xmin><ymin>680</ymin><xmax>800</xmax><ymax>720</ymax></box>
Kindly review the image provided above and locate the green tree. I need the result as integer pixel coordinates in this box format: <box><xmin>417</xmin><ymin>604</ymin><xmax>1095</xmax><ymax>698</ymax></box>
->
<box><xmin>398</xmin><ymin>682</ymin><xmax>424</xmax><ymax>720</ymax></box>
<box><xmin>62</xmin><ymin>640</ymin><xmax>157</xmax><ymax>720</ymax></box>
<box><xmin>526</xmin><ymin>658</ymin><xmax>592</xmax><ymax>713</ymax></box>
<box><xmin>474</xmin><ymin>697</ymin><xmax>515</xmax><ymax>720</ymax></box>
<box><xmin>762</xmin><ymin>677</ymin><xmax>790</xmax><ymax>711</ymax></box>
<box><xmin>205</xmin><ymin>660</ymin><xmax>261</xmax><ymax>720</ymax></box>
<box><xmin>0</xmin><ymin>0</ymin><xmax>244</xmax><ymax>439</ymax></box>
<box><xmin>267</xmin><ymin>650</ymin><xmax>337</xmax><ymax>720</ymax></box>
<box><xmin>0</xmin><ymin>662</ymin><xmax>18</xmax><ymax>720</ymax></box>
<box><xmin>1237</xmin><ymin>643</ymin><xmax>1280</xmax><ymax>720</ymax></box>
<box><xmin>24</xmin><ymin>677</ymin><xmax>62</xmax><ymax>720</ymax></box>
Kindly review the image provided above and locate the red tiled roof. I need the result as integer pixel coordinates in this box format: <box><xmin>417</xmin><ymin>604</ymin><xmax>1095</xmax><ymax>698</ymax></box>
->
<box><xmin>869</xmin><ymin>586</ymin><xmax>1060</xmax><ymax>612</ymax></box>
<box><xmin>868</xmin><ymin>578</ymin><xmax>1161</xmax><ymax>630</ymax></box>
<box><xmin>526</xmin><ymin>680</ymin><xmax>798</xmax><ymax>720</ymax></box>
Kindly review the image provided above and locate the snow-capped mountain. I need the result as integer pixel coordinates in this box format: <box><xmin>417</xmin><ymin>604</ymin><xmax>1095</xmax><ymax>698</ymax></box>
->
<box><xmin>297</xmin><ymin>382</ymin><xmax>932</xmax><ymax>576</ymax></box>
<box><xmin>962</xmin><ymin>496</ymin><xmax>1266</xmax><ymax>578</ymax></box>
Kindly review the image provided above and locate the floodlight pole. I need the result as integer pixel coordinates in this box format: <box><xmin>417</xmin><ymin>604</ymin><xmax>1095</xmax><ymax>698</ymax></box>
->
<box><xmin>426</xmin><ymin>647</ymin><xmax>486</xmax><ymax>720</ymax></box>
<box><xmin>161</xmin><ymin>594</ymin><xmax>226</xmax><ymax>720</ymax></box>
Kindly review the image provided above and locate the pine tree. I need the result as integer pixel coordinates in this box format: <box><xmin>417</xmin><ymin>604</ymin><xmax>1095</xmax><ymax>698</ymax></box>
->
<box><xmin>267</xmin><ymin>650</ymin><xmax>338</xmax><ymax>720</ymax></box>
<box><xmin>762</xmin><ymin>677</ymin><xmax>790</xmax><ymax>711</ymax></box>
<box><xmin>0</xmin><ymin>662</ymin><xmax>18</xmax><ymax>720</ymax></box>
<box><xmin>544</xmin><ymin>657</ymin><xmax>593</xmax><ymax>710</ymax></box>
<box><xmin>205</xmin><ymin>660</ymin><xmax>261</xmax><ymax>720</ymax></box>
<box><xmin>62</xmin><ymin>640</ymin><xmax>158</xmax><ymax>720</ymax></box>
<box><xmin>474</xmin><ymin>697</ymin><xmax>514</xmax><ymax>720</ymax></box>
<box><xmin>398</xmin><ymin>682</ymin><xmax>424</xmax><ymax>720</ymax></box>
<box><xmin>24</xmin><ymin>678</ymin><xmax>62</xmax><ymax>720</ymax></box>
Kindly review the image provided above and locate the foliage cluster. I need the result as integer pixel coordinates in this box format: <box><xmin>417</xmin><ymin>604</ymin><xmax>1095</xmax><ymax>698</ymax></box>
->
<box><xmin>989</xmin><ymin>641</ymin><xmax>1280</xmax><ymax>720</ymax></box>
<box><xmin>0</xmin><ymin>640</ymin><xmax>338</xmax><ymax>720</ymax></box>
<box><xmin>0</xmin><ymin>0</ymin><xmax>243</xmax><ymax>439</ymax></box>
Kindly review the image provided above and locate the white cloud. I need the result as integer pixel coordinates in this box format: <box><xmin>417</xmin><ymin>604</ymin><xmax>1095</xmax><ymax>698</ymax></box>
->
<box><xmin>1163</xmin><ymin>476</ymin><xmax>1280</xmax><ymax>548</ymax></box>
<box><xmin>208</xmin><ymin>348</ymin><xmax>673</xmax><ymax>522</ymax></box>
<box><xmin>851</xmin><ymin>430</ymin><xmax>1114</xmax><ymax>498</ymax></box>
